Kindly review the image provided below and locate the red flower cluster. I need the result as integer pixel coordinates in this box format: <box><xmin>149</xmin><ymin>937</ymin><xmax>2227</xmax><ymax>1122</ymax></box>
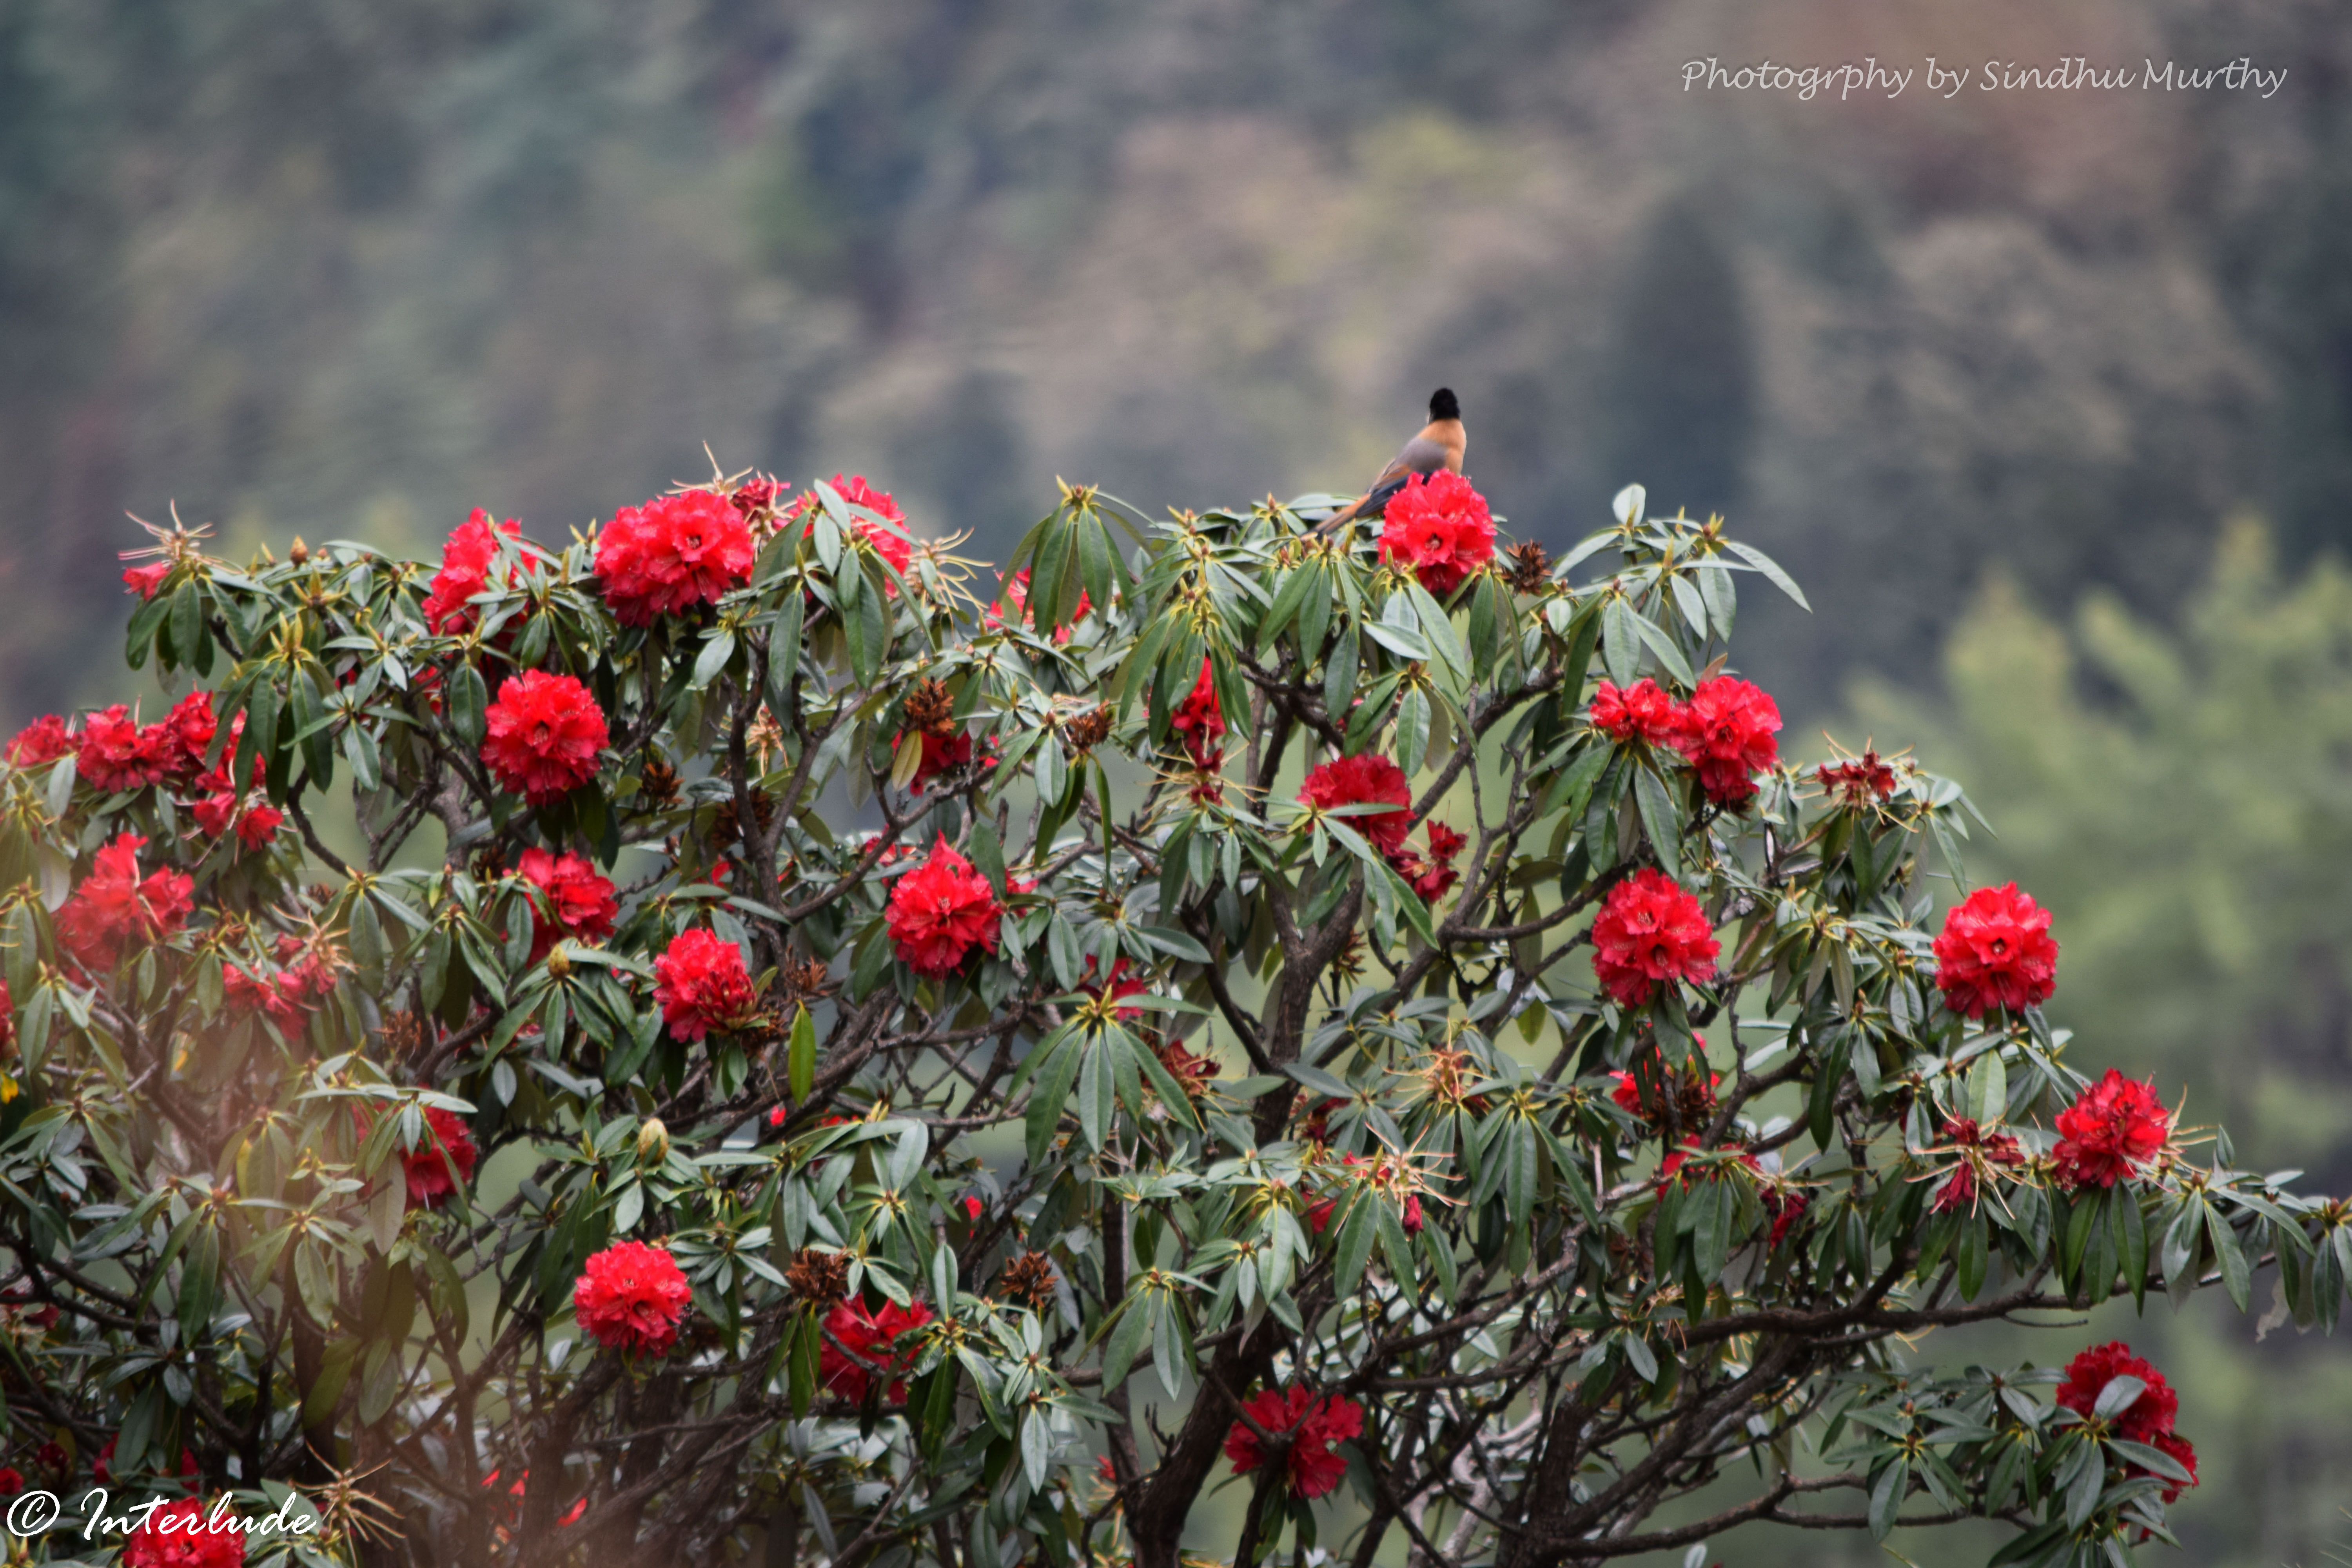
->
<box><xmin>190</xmin><ymin>714</ymin><xmax>282</xmax><ymax>851</ymax></box>
<box><xmin>573</xmin><ymin>1240</ymin><xmax>693</xmax><ymax>1355</ymax></box>
<box><xmin>1927</xmin><ymin>1116</ymin><xmax>2027</xmax><ymax>1214</ymax></box>
<box><xmin>7</xmin><ymin>691</ymin><xmax>225</xmax><ymax>797</ymax></box>
<box><xmin>1223</xmin><ymin>1385</ymin><xmax>1365</xmax><ymax>1500</ymax></box>
<box><xmin>595</xmin><ymin>490</ymin><xmax>756</xmax><ymax>626</ymax></box>
<box><xmin>122</xmin><ymin>560</ymin><xmax>174</xmax><ymax>600</ymax></box>
<box><xmin>1377</xmin><ymin>471</ymin><xmax>1495</xmax><ymax>598</ymax></box>
<box><xmin>2051</xmin><ymin>1070</ymin><xmax>2172</xmax><ymax>1189</ymax></box>
<box><xmin>481</xmin><ymin>671</ymin><xmax>608</xmax><ymax>804</ymax></box>
<box><xmin>2056</xmin><ymin>1342</ymin><xmax>2199</xmax><ymax>1502</ymax></box>
<box><xmin>1932</xmin><ymin>883</ymin><xmax>2058</xmax><ymax>1019</ymax></box>
<box><xmin>402</xmin><ymin>1105</ymin><xmax>480</xmax><ymax>1210</ymax></box>
<box><xmin>653</xmin><ymin>929</ymin><xmax>757</xmax><ymax>1042</ymax></box>
<box><xmin>225</xmin><ymin>936</ymin><xmax>338</xmax><ymax>1027</ymax></box>
<box><xmin>886</xmin><ymin>838</ymin><xmax>1004</xmax><ymax>978</ymax></box>
<box><xmin>122</xmin><ymin>1498</ymin><xmax>245</xmax><ymax>1568</ymax></box>
<box><xmin>517</xmin><ymin>848</ymin><xmax>618</xmax><ymax>962</ymax></box>
<box><xmin>1589</xmin><ymin>868</ymin><xmax>1719</xmax><ymax>1007</ymax></box>
<box><xmin>896</xmin><ymin>728</ymin><xmax>975</xmax><ymax>789</ymax></box>
<box><xmin>1672</xmin><ymin>677</ymin><xmax>1782</xmax><ymax>806</ymax></box>
<box><xmin>53</xmin><ymin>834</ymin><xmax>194</xmax><ymax>971</ymax></box>
<box><xmin>784</xmin><ymin>475</ymin><xmax>915</xmax><ymax>582</ymax></box>
<box><xmin>1171</xmin><ymin>656</ymin><xmax>1227</xmax><ymax>772</ymax></box>
<box><xmin>5</xmin><ymin>714</ymin><xmax>75</xmax><ymax>768</ymax></box>
<box><xmin>422</xmin><ymin>509</ymin><xmax>530</xmax><ymax>635</ymax></box>
<box><xmin>1299</xmin><ymin>753</ymin><xmax>1411</xmax><ymax>858</ymax></box>
<box><xmin>1591</xmin><ymin>679</ymin><xmax>1681</xmax><ymax>746</ymax></box>
<box><xmin>820</xmin><ymin>1298</ymin><xmax>935</xmax><ymax>1402</ymax></box>
<box><xmin>78</xmin><ymin>704</ymin><xmax>164</xmax><ymax>793</ymax></box>
<box><xmin>1817</xmin><ymin>749</ymin><xmax>1899</xmax><ymax>807</ymax></box>
<box><xmin>1391</xmin><ymin>819</ymin><xmax>1468</xmax><ymax>904</ymax></box>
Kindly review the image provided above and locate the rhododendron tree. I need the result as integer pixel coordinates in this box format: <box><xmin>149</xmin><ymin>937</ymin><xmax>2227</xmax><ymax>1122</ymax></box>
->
<box><xmin>0</xmin><ymin>472</ymin><xmax>2345</xmax><ymax>1568</ymax></box>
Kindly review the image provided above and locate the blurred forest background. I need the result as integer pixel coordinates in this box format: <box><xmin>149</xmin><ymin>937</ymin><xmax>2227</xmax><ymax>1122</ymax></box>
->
<box><xmin>4</xmin><ymin>0</ymin><xmax>2350</xmax><ymax>1560</ymax></box>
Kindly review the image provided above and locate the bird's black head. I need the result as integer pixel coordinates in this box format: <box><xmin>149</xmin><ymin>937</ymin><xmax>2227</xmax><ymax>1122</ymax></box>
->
<box><xmin>1429</xmin><ymin>387</ymin><xmax>1461</xmax><ymax>422</ymax></box>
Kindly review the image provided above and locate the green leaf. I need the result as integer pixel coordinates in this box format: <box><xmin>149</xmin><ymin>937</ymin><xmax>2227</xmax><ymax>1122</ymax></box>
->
<box><xmin>2204</xmin><ymin>1203</ymin><xmax>2250</xmax><ymax>1310</ymax></box>
<box><xmin>788</xmin><ymin>1005</ymin><xmax>816</xmax><ymax>1100</ymax></box>
<box><xmin>1601</xmin><ymin>596</ymin><xmax>1639</xmax><ymax>688</ymax></box>
<box><xmin>1632</xmin><ymin>764</ymin><xmax>1682</xmax><ymax>871</ymax></box>
<box><xmin>1868</xmin><ymin>1458</ymin><xmax>1907</xmax><ymax>1540</ymax></box>
<box><xmin>1722</xmin><ymin>540</ymin><xmax>1811</xmax><ymax>611</ymax></box>
<box><xmin>1025</xmin><ymin>1038</ymin><xmax>1082</xmax><ymax>1163</ymax></box>
<box><xmin>691</xmin><ymin>629</ymin><xmax>738</xmax><ymax>690</ymax></box>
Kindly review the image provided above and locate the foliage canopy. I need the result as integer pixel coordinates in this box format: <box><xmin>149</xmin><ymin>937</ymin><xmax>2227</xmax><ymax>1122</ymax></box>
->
<box><xmin>0</xmin><ymin>472</ymin><xmax>2345</xmax><ymax>1568</ymax></box>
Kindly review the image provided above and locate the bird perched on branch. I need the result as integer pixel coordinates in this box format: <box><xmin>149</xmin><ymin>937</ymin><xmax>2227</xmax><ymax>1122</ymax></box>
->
<box><xmin>1315</xmin><ymin>387</ymin><xmax>1466</xmax><ymax>532</ymax></box>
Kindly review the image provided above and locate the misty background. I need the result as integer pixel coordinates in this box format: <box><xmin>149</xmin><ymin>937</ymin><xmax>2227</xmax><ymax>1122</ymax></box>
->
<box><xmin>4</xmin><ymin>0</ymin><xmax>2349</xmax><ymax>1561</ymax></box>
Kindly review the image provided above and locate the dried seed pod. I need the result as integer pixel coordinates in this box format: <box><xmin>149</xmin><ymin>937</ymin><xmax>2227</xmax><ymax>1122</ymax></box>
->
<box><xmin>785</xmin><ymin>1247</ymin><xmax>852</xmax><ymax>1308</ymax></box>
<box><xmin>996</xmin><ymin>1250</ymin><xmax>1058</xmax><ymax>1311</ymax></box>
<box><xmin>902</xmin><ymin>677</ymin><xmax>958</xmax><ymax>738</ymax></box>
<box><xmin>1504</xmin><ymin>539</ymin><xmax>1550</xmax><ymax>594</ymax></box>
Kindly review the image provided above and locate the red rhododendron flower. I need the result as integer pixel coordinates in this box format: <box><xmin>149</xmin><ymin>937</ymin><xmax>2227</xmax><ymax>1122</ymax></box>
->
<box><xmin>1392</xmin><ymin>819</ymin><xmax>1467</xmax><ymax>903</ymax></box>
<box><xmin>151</xmin><ymin>691</ymin><xmax>217</xmax><ymax>780</ymax></box>
<box><xmin>574</xmin><ymin>1241</ymin><xmax>693</xmax><ymax>1355</ymax></box>
<box><xmin>1671</xmin><ymin>676</ymin><xmax>1781</xmax><ymax>806</ymax></box>
<box><xmin>1377</xmin><ymin>470</ymin><xmax>1495</xmax><ymax>598</ymax></box>
<box><xmin>1171</xmin><ymin>656</ymin><xmax>1226</xmax><ymax>769</ymax></box>
<box><xmin>0</xmin><ymin>1467</ymin><xmax>19</xmax><ymax>1494</ymax></box>
<box><xmin>76</xmin><ymin>704</ymin><xmax>169</xmax><ymax>794</ymax></box>
<box><xmin>1299</xmin><ymin>753</ymin><xmax>1412</xmax><ymax>859</ymax></box>
<box><xmin>1817</xmin><ymin>750</ymin><xmax>1899</xmax><ymax>806</ymax></box>
<box><xmin>225</xmin><ymin>964</ymin><xmax>315</xmax><ymax>1027</ymax></box>
<box><xmin>730</xmin><ymin>475</ymin><xmax>784</xmax><ymax>517</ymax></box>
<box><xmin>558</xmin><ymin>1497</ymin><xmax>588</xmax><ymax>1526</ymax></box>
<box><xmin>1932</xmin><ymin>882</ymin><xmax>2058</xmax><ymax>1018</ymax></box>
<box><xmin>895</xmin><ymin>728</ymin><xmax>974</xmax><ymax>789</ymax></box>
<box><xmin>653</xmin><ymin>928</ymin><xmax>757</xmax><ymax>1042</ymax></box>
<box><xmin>784</xmin><ymin>475</ymin><xmax>915</xmax><ymax>582</ymax></box>
<box><xmin>2056</xmin><ymin>1341</ymin><xmax>2180</xmax><ymax>1443</ymax></box>
<box><xmin>53</xmin><ymin>834</ymin><xmax>194</xmax><ymax>971</ymax></box>
<box><xmin>595</xmin><ymin>490</ymin><xmax>757</xmax><ymax>626</ymax></box>
<box><xmin>481</xmin><ymin>671</ymin><xmax>608</xmax><ymax>804</ymax></box>
<box><xmin>122</xmin><ymin>1498</ymin><xmax>245</xmax><ymax>1568</ymax></box>
<box><xmin>1927</xmin><ymin>1116</ymin><xmax>2027</xmax><ymax>1213</ymax></box>
<box><xmin>2056</xmin><ymin>1341</ymin><xmax>2198</xmax><ymax>1498</ymax></box>
<box><xmin>820</xmin><ymin>1298</ymin><xmax>935</xmax><ymax>1402</ymax></box>
<box><xmin>1589</xmin><ymin>868</ymin><xmax>1719</xmax><ymax>1007</ymax></box>
<box><xmin>6</xmin><ymin>714</ymin><xmax>76</xmax><ymax>769</ymax></box>
<box><xmin>1223</xmin><ymin>1385</ymin><xmax>1365</xmax><ymax>1500</ymax></box>
<box><xmin>2051</xmin><ymin>1069</ymin><xmax>2171</xmax><ymax>1189</ymax></box>
<box><xmin>887</xmin><ymin>838</ymin><xmax>1004</xmax><ymax>977</ymax></box>
<box><xmin>122</xmin><ymin>561</ymin><xmax>173</xmax><ymax>600</ymax></box>
<box><xmin>1401</xmin><ymin>1194</ymin><xmax>1425</xmax><ymax>1234</ymax></box>
<box><xmin>1591</xmin><ymin>679</ymin><xmax>1683</xmax><ymax>746</ymax></box>
<box><xmin>423</xmin><ymin>509</ymin><xmax>528</xmax><ymax>635</ymax></box>
<box><xmin>402</xmin><ymin>1105</ymin><xmax>479</xmax><ymax>1211</ymax></box>
<box><xmin>517</xmin><ymin>847</ymin><xmax>618</xmax><ymax>962</ymax></box>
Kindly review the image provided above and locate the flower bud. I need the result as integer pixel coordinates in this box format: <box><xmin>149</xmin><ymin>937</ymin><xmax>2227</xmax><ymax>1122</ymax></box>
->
<box><xmin>545</xmin><ymin>947</ymin><xmax>572</xmax><ymax>978</ymax></box>
<box><xmin>636</xmin><ymin>1117</ymin><xmax>670</xmax><ymax>1165</ymax></box>
<box><xmin>289</xmin><ymin>535</ymin><xmax>309</xmax><ymax>565</ymax></box>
